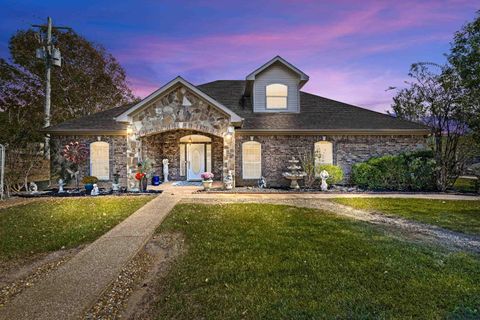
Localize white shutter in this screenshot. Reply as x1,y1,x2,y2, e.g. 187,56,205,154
314,141,333,176
90,142,110,180
242,141,261,179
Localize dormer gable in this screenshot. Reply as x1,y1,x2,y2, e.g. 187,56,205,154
245,56,309,113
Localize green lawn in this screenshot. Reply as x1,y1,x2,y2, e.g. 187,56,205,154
0,196,153,260
332,198,480,235
155,203,480,319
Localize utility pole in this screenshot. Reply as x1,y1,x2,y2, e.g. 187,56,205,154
32,17,70,160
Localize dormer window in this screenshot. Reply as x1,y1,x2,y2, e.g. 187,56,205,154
266,83,288,109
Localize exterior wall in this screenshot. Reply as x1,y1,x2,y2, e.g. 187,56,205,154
127,84,235,189
253,63,300,113
235,134,427,187
50,135,128,188
141,130,223,181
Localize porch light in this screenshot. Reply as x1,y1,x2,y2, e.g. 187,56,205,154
188,136,193,144
225,126,234,140
126,126,133,134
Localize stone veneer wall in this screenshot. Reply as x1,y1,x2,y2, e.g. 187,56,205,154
127,84,235,188
141,130,223,181
235,134,427,187
50,135,128,188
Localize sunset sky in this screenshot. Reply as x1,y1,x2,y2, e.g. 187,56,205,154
1,0,477,112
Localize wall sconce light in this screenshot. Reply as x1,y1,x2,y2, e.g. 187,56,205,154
126,126,133,134
225,126,234,140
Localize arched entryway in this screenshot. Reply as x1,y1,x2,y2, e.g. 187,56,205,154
140,130,223,181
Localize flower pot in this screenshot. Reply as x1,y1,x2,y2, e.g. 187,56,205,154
152,175,161,186
84,183,94,195
140,177,148,192
202,180,213,190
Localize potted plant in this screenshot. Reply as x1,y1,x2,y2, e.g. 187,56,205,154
201,172,214,190
81,176,98,194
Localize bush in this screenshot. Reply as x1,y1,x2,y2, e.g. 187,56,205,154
81,176,98,184
316,164,344,184
351,151,436,191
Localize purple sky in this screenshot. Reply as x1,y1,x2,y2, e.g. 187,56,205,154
1,0,477,113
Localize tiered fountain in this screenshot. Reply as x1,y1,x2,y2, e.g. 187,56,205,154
282,156,306,189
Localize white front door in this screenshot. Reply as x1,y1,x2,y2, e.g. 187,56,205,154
187,144,205,180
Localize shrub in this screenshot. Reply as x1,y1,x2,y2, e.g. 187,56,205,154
81,176,98,184
316,164,344,184
351,151,436,191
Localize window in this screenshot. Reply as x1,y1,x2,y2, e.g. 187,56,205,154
314,141,333,176
266,83,288,109
242,141,261,179
90,141,110,180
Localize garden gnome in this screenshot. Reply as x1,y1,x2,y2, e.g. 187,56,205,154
162,158,169,182
258,176,267,189
319,170,329,191
91,184,99,196
58,179,65,193
29,182,38,194
224,170,233,190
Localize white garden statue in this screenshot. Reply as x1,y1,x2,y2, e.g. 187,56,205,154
29,182,38,194
91,184,100,196
319,170,330,191
162,158,169,182
224,170,233,190
58,179,65,193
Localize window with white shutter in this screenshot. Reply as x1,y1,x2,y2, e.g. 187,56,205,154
314,141,333,176
90,141,110,180
242,141,261,179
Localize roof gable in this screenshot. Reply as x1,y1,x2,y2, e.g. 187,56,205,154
246,56,309,86
115,76,242,123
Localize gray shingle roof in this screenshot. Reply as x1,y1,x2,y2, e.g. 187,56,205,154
45,80,429,133
44,103,133,133
197,80,429,131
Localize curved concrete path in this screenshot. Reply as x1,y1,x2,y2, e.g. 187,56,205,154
0,193,181,320
0,185,478,320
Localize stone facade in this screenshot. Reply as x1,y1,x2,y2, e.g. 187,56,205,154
235,134,427,187
127,84,235,189
141,130,223,181
50,135,128,188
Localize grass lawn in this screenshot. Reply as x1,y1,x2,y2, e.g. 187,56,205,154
0,196,153,261
332,198,480,235
155,203,480,319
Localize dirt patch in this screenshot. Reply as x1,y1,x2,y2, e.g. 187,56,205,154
0,246,83,307
0,197,40,211
83,232,186,320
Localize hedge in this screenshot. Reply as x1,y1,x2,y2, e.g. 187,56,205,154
351,150,437,191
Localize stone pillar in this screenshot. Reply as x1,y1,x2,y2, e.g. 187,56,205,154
223,126,236,187
126,125,140,191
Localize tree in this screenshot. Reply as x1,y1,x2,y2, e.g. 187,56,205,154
391,63,473,191
0,27,136,194
2,29,136,125
447,10,480,142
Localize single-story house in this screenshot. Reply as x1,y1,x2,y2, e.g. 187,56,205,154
44,56,430,188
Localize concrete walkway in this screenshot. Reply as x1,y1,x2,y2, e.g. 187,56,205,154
0,192,181,320
0,185,478,319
